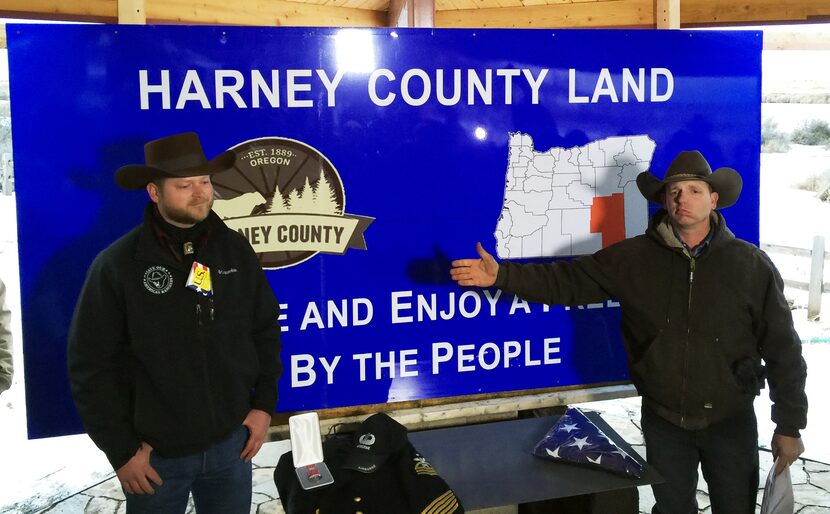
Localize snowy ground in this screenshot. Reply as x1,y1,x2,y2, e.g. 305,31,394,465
1,194,115,513
757,141,830,464
759,141,830,342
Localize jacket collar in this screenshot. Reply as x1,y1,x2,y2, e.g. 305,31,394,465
648,209,733,256
135,203,227,269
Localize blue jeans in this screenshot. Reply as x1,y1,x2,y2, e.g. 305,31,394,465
642,402,759,514
126,425,252,514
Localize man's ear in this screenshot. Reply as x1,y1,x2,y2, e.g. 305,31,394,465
146,182,160,204
710,191,719,209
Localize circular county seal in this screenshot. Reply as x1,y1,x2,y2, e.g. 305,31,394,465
213,137,355,269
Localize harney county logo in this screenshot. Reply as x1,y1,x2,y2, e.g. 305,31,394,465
212,137,373,269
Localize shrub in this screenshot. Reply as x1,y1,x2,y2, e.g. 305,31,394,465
791,119,830,146
761,118,790,153
794,169,830,199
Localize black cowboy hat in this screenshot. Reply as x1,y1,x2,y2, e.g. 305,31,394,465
636,150,743,208
114,132,235,190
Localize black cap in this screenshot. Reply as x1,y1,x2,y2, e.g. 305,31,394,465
342,413,408,473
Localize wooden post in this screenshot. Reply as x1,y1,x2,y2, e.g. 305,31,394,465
808,235,825,320
655,0,680,28
388,0,406,27
389,0,434,28
411,0,435,28
118,0,146,25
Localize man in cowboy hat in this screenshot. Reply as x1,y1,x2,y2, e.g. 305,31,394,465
450,150,807,513
68,132,282,513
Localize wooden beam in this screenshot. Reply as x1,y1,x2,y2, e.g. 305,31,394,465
435,0,830,28
0,0,386,26
2,0,830,32
682,0,830,26
271,384,639,436
655,0,679,28
147,0,386,26
436,0,654,28
118,0,146,24
0,0,117,23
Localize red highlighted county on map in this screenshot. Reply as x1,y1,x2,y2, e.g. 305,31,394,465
591,193,626,248
495,133,656,258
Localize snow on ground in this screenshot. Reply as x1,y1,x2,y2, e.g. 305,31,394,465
757,142,830,462
760,144,830,249
0,194,114,513
760,143,830,342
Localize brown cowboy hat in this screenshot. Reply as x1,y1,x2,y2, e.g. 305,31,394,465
636,150,743,208
114,132,235,190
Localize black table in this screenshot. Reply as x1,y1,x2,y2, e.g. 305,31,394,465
409,412,662,511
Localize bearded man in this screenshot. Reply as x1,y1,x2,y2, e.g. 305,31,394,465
68,132,282,513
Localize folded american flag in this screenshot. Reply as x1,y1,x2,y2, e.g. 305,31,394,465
532,408,644,478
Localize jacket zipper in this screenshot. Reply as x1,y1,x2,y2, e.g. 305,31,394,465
680,256,696,428
195,296,219,435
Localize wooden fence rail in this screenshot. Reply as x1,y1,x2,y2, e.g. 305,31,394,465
761,236,828,320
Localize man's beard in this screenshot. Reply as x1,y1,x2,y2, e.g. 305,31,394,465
162,198,214,226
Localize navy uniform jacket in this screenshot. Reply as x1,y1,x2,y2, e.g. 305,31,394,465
275,435,463,514
68,203,282,469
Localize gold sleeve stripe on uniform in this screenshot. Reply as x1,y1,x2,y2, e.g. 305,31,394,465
422,490,454,514
421,489,460,514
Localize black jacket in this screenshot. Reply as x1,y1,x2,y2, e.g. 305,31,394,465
68,204,282,469
275,435,463,514
496,209,807,436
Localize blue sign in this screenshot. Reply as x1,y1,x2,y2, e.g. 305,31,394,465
7,25,761,438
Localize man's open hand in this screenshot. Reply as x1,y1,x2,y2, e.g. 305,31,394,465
450,242,499,287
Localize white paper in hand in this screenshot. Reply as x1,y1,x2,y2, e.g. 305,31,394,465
760,458,794,514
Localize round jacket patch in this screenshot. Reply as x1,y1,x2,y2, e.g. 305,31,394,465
143,266,173,294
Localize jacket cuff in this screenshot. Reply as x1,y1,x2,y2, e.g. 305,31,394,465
494,263,508,289
107,441,142,471
774,425,801,438
251,380,277,414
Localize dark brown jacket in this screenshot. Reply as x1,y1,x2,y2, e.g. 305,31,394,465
496,209,807,436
